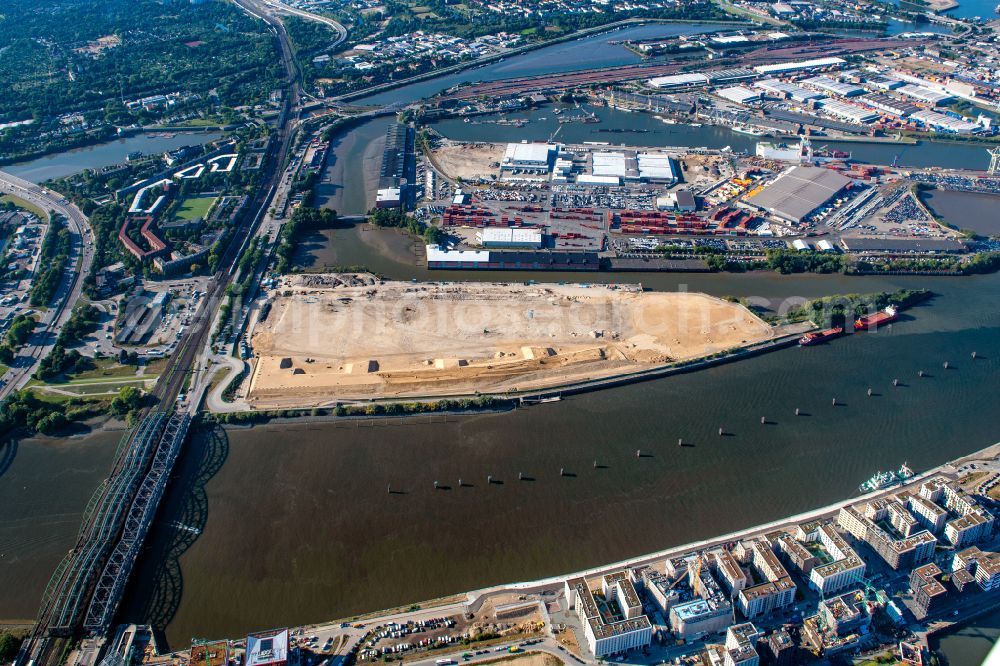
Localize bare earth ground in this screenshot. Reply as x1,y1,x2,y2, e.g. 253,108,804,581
432,140,506,181
246,275,774,408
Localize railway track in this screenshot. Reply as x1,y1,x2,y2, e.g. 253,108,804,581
436,37,923,101
17,2,302,662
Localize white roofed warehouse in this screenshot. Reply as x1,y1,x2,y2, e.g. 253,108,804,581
501,143,555,175
716,86,762,105
744,166,853,224
476,228,543,249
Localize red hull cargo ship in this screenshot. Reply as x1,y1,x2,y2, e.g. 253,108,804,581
799,327,844,346
855,306,898,331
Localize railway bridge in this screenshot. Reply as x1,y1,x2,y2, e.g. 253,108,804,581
21,412,191,666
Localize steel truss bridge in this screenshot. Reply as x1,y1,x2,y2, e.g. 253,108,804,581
27,412,190,657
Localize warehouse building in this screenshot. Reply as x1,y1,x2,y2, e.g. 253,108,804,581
816,99,879,124
839,237,967,253
583,150,677,185
862,94,920,118
866,75,904,90
802,76,865,97
716,86,762,105
501,143,555,174
425,245,599,271
744,166,852,224
648,72,709,89
476,228,543,249
754,79,825,103
910,109,981,134
753,56,845,75
706,68,756,84
897,84,953,106
637,152,678,184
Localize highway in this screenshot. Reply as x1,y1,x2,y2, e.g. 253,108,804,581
0,169,94,401
259,0,347,48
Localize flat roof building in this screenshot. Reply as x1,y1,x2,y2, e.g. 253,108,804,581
477,228,543,249
649,72,709,89
735,540,796,620
840,237,967,254
724,624,761,666
670,559,733,639
910,562,947,618
897,84,953,106
803,76,865,97
246,630,289,666
862,94,920,118
808,524,866,596
753,57,845,75
565,573,652,657
837,503,936,570
716,86,762,105
817,99,879,124
745,166,852,224
501,143,555,174
754,79,825,103
954,546,1000,592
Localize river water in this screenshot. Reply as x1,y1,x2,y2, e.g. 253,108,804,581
0,429,121,622
105,258,1000,649
922,189,1000,236
355,23,723,107
2,132,224,183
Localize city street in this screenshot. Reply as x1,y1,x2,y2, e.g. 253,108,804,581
0,169,95,400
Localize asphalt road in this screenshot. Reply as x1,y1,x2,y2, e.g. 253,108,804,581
0,169,94,401
262,0,347,48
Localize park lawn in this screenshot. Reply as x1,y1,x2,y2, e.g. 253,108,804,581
0,194,48,220
24,357,144,387
27,389,109,405
68,357,142,381
173,196,216,221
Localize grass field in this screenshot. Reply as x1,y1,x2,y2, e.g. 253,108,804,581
1,194,48,221
173,196,216,222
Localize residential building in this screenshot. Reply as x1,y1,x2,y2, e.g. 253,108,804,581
808,524,866,596
564,573,652,657
909,563,947,618
953,547,1000,592
735,541,795,620
723,624,760,666
837,503,936,570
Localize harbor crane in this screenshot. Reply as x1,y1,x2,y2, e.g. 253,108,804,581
988,147,1000,175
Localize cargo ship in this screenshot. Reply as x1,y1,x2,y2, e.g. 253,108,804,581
854,306,898,331
799,326,844,346
858,463,915,494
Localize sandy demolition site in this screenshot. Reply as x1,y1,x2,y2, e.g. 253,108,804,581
431,140,506,181
245,274,775,408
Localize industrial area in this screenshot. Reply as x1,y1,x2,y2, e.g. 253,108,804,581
413,132,974,274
